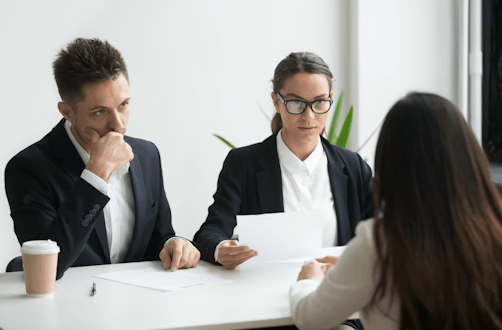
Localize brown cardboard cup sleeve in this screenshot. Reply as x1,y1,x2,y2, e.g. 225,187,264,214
20,240,60,298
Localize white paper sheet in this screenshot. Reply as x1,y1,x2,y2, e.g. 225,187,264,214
237,208,327,263
94,265,232,292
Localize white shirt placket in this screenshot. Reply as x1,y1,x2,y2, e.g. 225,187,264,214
106,182,121,263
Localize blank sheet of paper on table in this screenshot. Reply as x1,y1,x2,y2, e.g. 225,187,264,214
237,208,326,263
94,265,232,292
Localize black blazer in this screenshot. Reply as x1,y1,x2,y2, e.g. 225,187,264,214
5,119,177,279
194,134,373,263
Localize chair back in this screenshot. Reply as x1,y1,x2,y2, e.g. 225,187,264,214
6,256,23,272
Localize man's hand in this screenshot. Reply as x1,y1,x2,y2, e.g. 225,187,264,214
316,255,338,274
85,128,134,182
218,240,257,270
159,238,200,272
297,260,325,282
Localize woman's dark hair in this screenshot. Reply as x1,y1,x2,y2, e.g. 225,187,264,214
271,52,333,134
371,92,502,329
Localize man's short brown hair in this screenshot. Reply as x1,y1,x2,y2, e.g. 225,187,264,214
53,38,128,108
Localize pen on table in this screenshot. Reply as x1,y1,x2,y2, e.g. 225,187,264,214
91,283,97,296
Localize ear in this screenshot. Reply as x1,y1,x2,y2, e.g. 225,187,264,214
58,102,74,122
271,92,280,113
329,90,334,99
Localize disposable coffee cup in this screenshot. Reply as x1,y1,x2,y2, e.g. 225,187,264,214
20,240,60,298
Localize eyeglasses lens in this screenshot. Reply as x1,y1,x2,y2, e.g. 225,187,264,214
313,100,331,113
287,101,304,114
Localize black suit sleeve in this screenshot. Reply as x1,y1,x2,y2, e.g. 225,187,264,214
193,149,242,263
5,154,110,279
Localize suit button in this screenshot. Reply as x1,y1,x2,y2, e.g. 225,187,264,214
85,214,92,221
90,209,97,216
82,220,89,227
93,204,101,211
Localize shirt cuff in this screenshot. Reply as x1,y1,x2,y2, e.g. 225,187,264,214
81,169,109,195
214,240,231,263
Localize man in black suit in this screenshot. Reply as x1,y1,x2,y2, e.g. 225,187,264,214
5,38,199,279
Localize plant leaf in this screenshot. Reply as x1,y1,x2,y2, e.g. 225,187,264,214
335,106,353,148
327,92,344,144
214,134,236,149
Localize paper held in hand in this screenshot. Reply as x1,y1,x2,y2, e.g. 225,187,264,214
237,208,327,263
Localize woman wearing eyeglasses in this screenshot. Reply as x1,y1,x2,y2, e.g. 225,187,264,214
194,52,372,278
289,93,502,329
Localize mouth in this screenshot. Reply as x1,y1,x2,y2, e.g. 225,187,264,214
298,127,316,130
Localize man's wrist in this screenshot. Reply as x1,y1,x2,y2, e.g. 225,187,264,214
81,169,109,195
163,237,190,247
85,159,112,182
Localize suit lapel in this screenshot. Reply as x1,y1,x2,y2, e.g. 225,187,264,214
50,119,110,262
256,135,284,213
50,119,85,183
123,149,146,262
321,138,350,245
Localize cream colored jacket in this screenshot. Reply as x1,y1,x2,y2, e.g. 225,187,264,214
289,219,400,330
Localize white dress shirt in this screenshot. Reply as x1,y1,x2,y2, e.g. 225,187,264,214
64,120,135,264
215,131,338,262
276,130,338,247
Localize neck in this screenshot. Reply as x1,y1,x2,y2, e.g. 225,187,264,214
280,131,318,161
69,124,92,155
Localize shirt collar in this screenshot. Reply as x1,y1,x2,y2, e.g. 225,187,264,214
64,120,130,180
276,129,324,176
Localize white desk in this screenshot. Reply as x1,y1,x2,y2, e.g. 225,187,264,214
0,247,350,330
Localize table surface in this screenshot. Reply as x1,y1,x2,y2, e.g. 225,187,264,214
0,247,350,330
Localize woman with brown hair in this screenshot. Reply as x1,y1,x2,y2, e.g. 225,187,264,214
194,52,372,275
290,92,502,329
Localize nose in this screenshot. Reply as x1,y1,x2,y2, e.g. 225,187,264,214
108,109,126,133
302,104,316,119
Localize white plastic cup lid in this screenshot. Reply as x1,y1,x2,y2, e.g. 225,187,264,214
21,239,60,255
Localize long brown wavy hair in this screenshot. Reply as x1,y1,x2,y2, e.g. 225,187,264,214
371,92,502,329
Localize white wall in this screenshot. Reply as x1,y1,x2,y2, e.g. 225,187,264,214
353,0,459,167
0,0,460,271
0,0,350,270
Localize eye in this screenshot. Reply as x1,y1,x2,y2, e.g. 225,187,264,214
94,110,104,116
288,100,303,106
119,101,129,108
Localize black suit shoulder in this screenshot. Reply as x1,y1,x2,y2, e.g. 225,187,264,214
321,137,366,167
6,131,56,168
225,138,267,165
125,135,158,154
229,141,262,159
125,136,165,173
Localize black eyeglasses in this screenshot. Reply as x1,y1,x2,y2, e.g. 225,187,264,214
276,93,333,115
